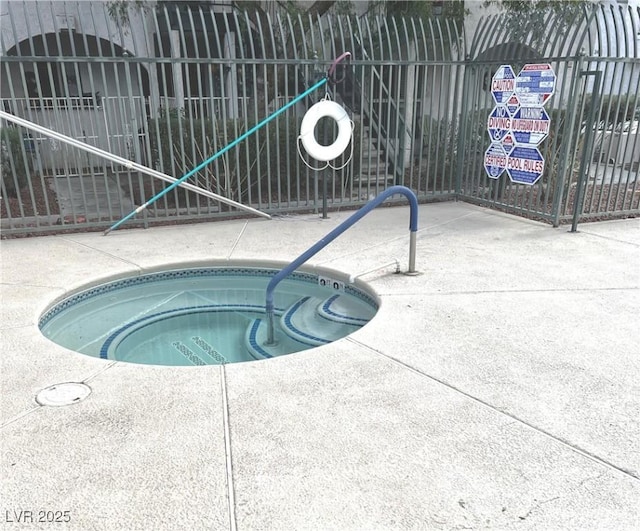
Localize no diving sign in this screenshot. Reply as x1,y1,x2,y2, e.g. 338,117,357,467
487,105,511,142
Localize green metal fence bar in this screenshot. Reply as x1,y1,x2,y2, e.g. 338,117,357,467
571,70,603,232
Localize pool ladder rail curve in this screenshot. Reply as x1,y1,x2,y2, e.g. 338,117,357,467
246,293,376,359
264,185,419,346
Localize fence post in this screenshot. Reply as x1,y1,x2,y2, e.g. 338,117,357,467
550,53,584,227
571,70,602,232
454,55,472,196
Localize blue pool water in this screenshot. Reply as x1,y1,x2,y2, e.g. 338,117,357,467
39,266,379,366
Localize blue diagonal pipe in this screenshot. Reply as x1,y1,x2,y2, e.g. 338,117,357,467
265,185,418,345
105,76,329,234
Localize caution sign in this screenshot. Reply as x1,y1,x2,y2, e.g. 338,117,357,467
506,146,545,185
511,107,551,145
491,65,516,105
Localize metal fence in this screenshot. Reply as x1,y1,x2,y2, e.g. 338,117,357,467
458,3,640,226
1,1,638,236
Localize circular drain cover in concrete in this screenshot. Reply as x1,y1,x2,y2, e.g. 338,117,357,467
36,382,91,406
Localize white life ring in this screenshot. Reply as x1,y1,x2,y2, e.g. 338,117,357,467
299,100,351,162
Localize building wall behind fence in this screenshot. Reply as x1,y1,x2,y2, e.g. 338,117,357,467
1,1,638,236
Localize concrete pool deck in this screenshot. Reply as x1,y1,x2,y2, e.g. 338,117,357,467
1,201,639,530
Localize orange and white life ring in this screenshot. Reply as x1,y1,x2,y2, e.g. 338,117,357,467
299,100,351,162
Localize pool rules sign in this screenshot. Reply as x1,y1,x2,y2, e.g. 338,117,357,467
484,63,556,185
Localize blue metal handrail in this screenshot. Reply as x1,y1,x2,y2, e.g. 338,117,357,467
265,186,419,344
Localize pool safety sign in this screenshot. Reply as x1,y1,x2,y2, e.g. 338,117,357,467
515,63,556,106
511,107,550,145
485,63,556,185
484,143,509,179
506,146,545,185
501,132,515,154
487,105,511,142
491,65,516,105
506,95,520,116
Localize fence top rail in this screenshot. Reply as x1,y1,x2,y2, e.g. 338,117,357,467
1,3,465,62
469,3,640,61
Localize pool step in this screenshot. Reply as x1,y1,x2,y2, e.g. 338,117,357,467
245,294,374,359
280,296,362,347
245,318,315,360
316,293,377,325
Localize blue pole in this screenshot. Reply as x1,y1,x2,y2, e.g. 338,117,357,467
265,185,418,344
105,76,329,235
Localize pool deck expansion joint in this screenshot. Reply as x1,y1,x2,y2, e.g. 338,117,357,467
219,365,238,531
348,337,640,483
